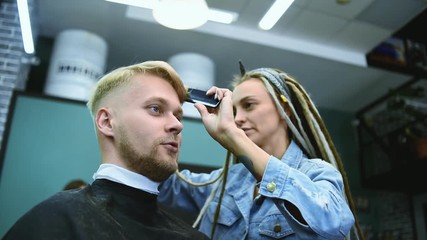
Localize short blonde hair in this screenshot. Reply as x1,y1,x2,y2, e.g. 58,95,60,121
87,61,186,117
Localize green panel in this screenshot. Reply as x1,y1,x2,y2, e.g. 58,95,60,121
320,108,361,188
0,95,100,237
179,119,227,168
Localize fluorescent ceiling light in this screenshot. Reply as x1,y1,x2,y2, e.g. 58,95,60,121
106,0,238,27
106,0,155,9
17,0,34,54
258,0,294,30
208,8,238,24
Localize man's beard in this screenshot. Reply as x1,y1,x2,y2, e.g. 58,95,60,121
117,129,178,182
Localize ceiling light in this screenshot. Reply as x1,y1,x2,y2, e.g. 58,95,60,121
153,0,209,30
106,0,238,29
17,0,34,54
208,8,238,24
258,0,295,30
105,0,155,8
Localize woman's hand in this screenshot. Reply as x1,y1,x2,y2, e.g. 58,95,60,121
194,86,270,179
194,86,239,147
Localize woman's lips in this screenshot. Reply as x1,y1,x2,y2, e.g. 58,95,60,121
241,128,254,135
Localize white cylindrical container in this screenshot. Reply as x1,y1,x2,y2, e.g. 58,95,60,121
44,29,108,101
168,52,215,118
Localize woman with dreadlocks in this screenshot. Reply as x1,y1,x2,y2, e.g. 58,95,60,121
158,65,363,240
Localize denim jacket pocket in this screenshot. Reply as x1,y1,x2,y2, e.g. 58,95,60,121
206,201,241,226
258,214,294,239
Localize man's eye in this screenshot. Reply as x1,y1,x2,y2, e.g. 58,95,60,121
150,105,160,113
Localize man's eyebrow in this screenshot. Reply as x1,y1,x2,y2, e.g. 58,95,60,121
145,96,170,105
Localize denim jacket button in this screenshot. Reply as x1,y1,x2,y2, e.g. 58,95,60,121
273,224,281,233
266,182,276,192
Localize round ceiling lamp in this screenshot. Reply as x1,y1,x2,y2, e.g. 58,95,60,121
152,0,209,30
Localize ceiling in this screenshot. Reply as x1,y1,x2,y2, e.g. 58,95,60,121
34,0,427,113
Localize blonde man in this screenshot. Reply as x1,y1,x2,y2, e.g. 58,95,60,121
4,61,208,240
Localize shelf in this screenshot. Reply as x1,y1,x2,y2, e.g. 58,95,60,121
360,21,427,193
367,56,427,79
356,77,427,194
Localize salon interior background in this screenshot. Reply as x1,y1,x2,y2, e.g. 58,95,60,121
0,0,427,239
21,0,427,113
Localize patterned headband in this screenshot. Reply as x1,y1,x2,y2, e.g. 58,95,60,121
246,68,292,103
237,61,291,102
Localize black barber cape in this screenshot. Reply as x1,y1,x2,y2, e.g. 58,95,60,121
3,179,209,240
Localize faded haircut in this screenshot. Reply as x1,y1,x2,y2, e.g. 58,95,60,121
87,60,187,118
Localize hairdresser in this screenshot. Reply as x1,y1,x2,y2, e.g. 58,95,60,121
158,64,363,240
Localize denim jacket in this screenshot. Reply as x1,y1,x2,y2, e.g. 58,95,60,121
158,141,355,239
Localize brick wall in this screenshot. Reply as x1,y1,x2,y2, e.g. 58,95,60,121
0,0,35,146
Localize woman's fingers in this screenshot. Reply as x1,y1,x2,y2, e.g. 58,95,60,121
206,86,231,101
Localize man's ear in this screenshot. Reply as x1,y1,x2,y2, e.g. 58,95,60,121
96,108,114,137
